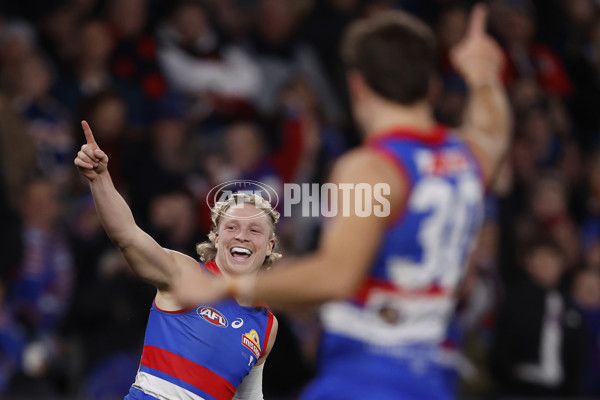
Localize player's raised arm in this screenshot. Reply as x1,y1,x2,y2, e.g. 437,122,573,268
451,3,511,185
74,121,196,292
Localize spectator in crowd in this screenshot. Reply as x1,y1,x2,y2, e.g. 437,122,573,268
209,121,283,193
247,0,343,122
301,0,361,114
7,178,74,395
106,0,168,116
12,54,74,193
572,268,600,396
35,2,83,73
512,98,567,188
0,20,37,96
434,73,468,128
121,103,200,228
0,279,26,394
514,173,581,269
582,150,600,271
0,91,36,280
561,0,600,151
275,76,346,184
53,19,113,109
157,0,261,125
489,0,572,97
491,237,586,397
435,2,469,76
53,19,146,125
147,190,203,254
273,75,347,254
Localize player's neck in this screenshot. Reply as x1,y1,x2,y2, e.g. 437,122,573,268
214,261,259,307
361,99,435,137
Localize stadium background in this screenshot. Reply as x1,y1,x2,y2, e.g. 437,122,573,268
0,0,599,398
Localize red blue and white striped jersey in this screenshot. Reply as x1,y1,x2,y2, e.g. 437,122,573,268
319,125,485,360
125,261,274,400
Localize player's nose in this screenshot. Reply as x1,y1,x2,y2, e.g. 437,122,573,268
234,228,250,241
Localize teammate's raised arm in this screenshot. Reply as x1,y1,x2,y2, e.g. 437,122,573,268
451,3,511,186
74,120,197,293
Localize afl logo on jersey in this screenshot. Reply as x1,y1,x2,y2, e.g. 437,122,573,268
197,307,229,328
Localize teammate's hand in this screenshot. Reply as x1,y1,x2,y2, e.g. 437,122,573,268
74,120,109,181
450,3,504,87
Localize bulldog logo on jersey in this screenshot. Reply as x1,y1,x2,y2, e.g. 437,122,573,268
242,329,262,359
197,306,229,328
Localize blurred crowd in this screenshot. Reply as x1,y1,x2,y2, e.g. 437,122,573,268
0,0,598,398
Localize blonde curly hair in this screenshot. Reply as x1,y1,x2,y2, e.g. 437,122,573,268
197,193,282,268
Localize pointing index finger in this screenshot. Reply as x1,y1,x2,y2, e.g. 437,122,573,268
81,120,98,150
466,3,488,38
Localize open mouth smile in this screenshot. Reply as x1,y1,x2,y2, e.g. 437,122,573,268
230,246,253,261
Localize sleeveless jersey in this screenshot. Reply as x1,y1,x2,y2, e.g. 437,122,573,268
125,261,274,400
305,125,484,399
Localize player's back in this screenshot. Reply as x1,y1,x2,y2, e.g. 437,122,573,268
304,125,485,400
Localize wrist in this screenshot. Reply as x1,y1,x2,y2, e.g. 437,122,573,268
89,171,111,185
464,72,502,90
227,275,257,305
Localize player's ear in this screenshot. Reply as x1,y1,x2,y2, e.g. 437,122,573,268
346,70,366,102
266,238,274,256
214,233,219,247
427,74,443,104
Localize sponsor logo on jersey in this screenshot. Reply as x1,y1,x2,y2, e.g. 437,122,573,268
242,329,262,359
197,306,228,328
232,318,244,328
417,149,469,175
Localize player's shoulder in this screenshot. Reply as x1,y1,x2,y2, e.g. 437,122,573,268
333,147,394,178
269,313,278,332
252,304,277,328
263,312,278,356
333,146,407,186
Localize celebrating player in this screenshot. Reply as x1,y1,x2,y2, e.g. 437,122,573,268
74,123,278,400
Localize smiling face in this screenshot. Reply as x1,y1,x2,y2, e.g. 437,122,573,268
214,203,275,276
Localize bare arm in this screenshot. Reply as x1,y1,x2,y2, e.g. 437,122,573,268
238,149,405,307
74,121,198,293
451,4,511,185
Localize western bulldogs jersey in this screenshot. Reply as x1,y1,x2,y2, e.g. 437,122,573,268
126,262,274,400
304,126,484,399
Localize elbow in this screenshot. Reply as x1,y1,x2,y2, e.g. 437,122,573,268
108,228,138,251
113,239,131,251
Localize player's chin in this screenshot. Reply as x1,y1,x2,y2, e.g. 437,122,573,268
227,255,261,275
